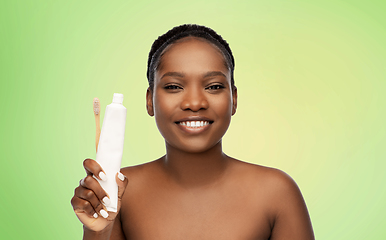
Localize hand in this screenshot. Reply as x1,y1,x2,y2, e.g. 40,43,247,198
71,158,128,232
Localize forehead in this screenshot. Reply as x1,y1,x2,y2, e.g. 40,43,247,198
168,36,222,53
156,37,230,78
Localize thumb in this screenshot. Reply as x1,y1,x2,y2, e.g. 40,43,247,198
116,172,128,199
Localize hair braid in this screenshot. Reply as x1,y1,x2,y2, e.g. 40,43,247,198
147,24,235,90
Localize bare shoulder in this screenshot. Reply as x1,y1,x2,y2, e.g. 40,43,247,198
120,158,162,182
229,159,314,239
118,158,166,211
229,158,299,193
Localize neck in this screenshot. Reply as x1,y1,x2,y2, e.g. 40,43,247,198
162,140,230,188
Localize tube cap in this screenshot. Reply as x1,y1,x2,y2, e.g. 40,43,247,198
112,93,124,104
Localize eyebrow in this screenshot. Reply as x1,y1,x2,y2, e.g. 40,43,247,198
161,72,185,80
160,71,226,80
202,71,227,78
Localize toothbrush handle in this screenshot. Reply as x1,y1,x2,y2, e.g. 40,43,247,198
95,115,101,152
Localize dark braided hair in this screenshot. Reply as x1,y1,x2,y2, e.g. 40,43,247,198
147,24,235,90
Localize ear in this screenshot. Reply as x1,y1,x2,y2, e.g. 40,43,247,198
231,86,237,116
146,87,154,116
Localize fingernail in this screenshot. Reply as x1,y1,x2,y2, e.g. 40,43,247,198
99,172,107,181
80,178,85,186
100,209,108,218
93,213,98,218
102,196,111,205
118,172,125,181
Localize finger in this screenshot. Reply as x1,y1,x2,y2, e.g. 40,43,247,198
116,172,129,199
80,175,111,205
71,195,98,218
83,158,107,181
75,186,102,211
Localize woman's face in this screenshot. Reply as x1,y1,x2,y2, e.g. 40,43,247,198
147,37,237,153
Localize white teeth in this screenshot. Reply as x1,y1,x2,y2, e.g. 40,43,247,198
179,121,210,128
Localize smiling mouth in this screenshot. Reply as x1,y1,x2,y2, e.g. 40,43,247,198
176,121,213,128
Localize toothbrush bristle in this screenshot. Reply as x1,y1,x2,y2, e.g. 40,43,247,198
93,98,100,115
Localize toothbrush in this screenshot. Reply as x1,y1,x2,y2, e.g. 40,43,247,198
93,97,101,152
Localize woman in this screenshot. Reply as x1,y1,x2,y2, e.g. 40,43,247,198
71,24,315,240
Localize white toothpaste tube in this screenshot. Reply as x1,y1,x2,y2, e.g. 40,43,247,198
95,93,126,212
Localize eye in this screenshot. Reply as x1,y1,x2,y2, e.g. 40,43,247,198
206,84,225,90
164,84,182,90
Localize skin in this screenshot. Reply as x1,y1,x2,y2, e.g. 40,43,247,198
71,37,314,240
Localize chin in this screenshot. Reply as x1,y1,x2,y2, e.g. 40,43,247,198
167,139,222,154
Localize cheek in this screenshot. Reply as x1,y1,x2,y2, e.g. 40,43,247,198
211,94,233,117
152,94,171,139
153,93,170,116
152,91,179,127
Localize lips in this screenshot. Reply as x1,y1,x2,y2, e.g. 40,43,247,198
179,120,210,127
175,116,214,133
175,116,213,124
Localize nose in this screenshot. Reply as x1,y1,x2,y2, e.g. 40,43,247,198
180,87,209,112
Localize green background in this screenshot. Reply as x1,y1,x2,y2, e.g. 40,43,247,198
1,0,385,239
